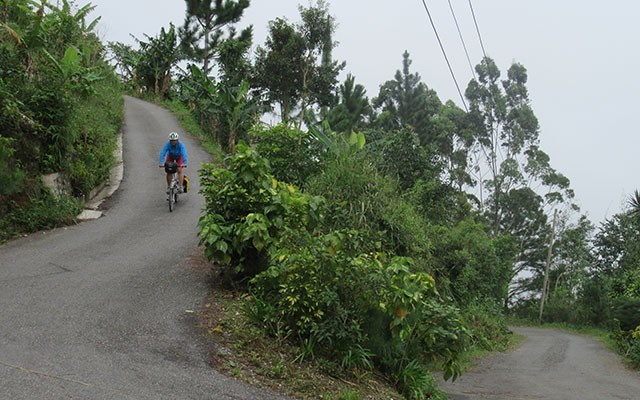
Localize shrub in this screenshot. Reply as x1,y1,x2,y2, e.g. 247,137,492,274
198,142,324,282
249,123,325,189
395,360,446,400
67,76,123,196
306,144,432,260
612,297,640,331
247,230,370,349
461,301,512,351
428,218,514,305
0,137,25,197
248,229,469,394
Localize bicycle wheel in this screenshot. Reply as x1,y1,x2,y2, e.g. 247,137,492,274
169,189,174,212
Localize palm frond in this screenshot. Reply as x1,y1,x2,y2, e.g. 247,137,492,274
1,23,24,47
628,190,640,219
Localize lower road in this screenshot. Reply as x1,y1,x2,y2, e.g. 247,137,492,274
0,97,286,399
439,326,640,400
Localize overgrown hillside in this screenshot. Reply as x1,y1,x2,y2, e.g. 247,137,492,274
0,0,123,241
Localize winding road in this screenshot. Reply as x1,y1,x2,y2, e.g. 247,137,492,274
0,97,286,399
439,327,640,400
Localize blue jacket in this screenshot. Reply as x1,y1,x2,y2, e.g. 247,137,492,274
159,140,188,165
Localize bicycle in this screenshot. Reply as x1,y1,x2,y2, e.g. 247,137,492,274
162,161,184,212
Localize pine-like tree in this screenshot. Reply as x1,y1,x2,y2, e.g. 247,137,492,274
180,0,251,76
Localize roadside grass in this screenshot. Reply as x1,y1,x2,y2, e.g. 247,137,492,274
457,329,526,372
0,191,83,243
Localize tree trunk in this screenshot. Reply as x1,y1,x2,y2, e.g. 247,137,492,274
539,209,558,323
228,126,236,154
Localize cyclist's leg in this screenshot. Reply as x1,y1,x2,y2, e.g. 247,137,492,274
176,156,185,189
165,156,174,188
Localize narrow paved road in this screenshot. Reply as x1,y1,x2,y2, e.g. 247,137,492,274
0,97,286,399
439,327,640,400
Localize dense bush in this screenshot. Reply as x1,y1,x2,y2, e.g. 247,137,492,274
197,142,324,282
461,301,512,350
612,297,640,331
428,218,515,305
365,128,437,191
197,134,472,397
248,230,469,397
305,144,432,261
249,123,325,189
0,137,25,197
66,78,123,196
407,178,471,227
611,320,640,368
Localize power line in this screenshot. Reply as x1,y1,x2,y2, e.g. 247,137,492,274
468,0,488,60
419,0,469,112
448,0,476,80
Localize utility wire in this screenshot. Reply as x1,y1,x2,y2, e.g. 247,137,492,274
468,0,488,60
448,0,476,80
419,0,468,112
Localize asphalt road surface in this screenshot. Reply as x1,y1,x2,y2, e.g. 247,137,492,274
439,326,640,400
0,97,287,399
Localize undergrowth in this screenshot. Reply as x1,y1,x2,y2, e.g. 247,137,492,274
195,259,406,400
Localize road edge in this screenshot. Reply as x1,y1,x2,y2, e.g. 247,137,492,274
77,131,124,220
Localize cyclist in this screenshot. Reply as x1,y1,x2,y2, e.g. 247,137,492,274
159,131,188,193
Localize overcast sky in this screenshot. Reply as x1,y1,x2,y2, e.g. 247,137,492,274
77,0,640,227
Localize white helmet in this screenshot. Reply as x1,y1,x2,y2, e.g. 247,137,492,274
168,132,180,140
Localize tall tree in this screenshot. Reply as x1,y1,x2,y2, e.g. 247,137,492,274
297,0,344,124
107,41,141,90
546,216,594,301
253,17,304,123
180,0,251,76
372,51,442,146
253,0,344,124
465,57,573,235
370,51,478,202
593,196,640,299
464,57,579,311
430,100,475,190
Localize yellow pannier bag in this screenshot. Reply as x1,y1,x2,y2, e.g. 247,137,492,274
182,176,191,193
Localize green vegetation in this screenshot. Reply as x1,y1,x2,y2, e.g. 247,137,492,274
82,0,640,395
6,0,640,398
0,0,123,241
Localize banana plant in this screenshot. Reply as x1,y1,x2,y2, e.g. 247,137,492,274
214,79,259,153
307,117,365,157
1,0,46,78
134,24,181,96
187,65,260,153
43,44,104,94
